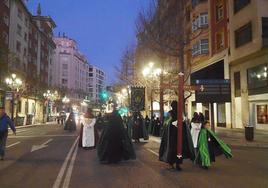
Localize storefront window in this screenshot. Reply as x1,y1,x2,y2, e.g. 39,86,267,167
0,90,5,108
247,63,268,89
256,105,268,124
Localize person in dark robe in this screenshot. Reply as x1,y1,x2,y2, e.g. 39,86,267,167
145,115,150,132
132,112,148,142
64,112,76,131
150,114,156,134
153,117,161,137
195,121,232,169
159,101,195,171
198,112,205,124
97,110,136,164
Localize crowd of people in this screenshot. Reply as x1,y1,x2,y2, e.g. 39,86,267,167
0,101,233,171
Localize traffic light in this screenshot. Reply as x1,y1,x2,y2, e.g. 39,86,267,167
100,91,109,101
118,107,129,116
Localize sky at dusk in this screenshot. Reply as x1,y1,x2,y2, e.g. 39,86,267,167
27,0,150,84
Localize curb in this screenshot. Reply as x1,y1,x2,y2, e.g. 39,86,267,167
9,122,57,130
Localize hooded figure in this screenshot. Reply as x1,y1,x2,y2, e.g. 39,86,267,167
97,110,136,163
159,101,195,171
131,112,148,142
64,112,76,131
195,121,232,169
79,108,99,149
191,112,202,153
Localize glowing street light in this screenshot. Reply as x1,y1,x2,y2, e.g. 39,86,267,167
5,73,23,122
62,96,70,104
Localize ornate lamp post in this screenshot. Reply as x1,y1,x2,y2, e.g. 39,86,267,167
5,73,23,122
142,62,163,120
43,90,59,122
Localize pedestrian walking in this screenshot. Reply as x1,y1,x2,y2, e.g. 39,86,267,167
152,117,161,137
132,112,148,142
191,112,202,155
64,112,76,131
195,121,232,169
145,115,150,132
0,107,16,161
97,110,136,164
79,108,98,149
159,101,195,171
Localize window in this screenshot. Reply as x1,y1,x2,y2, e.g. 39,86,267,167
262,17,268,38
235,22,252,48
234,72,241,97
200,39,209,54
199,13,208,27
62,64,68,69
3,14,9,26
216,31,224,50
247,63,268,90
4,0,9,7
16,41,21,52
62,79,68,85
2,32,8,45
192,39,209,56
216,0,224,21
24,32,27,41
17,24,22,36
25,18,28,27
23,48,27,56
17,9,22,19
192,17,199,31
234,0,250,13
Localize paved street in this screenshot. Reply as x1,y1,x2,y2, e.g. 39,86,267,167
0,124,268,188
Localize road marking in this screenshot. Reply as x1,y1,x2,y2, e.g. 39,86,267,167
31,139,53,152
62,144,78,188
149,136,161,143
53,136,79,188
147,148,159,157
6,142,21,148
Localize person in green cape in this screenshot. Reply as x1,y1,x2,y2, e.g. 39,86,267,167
195,121,233,169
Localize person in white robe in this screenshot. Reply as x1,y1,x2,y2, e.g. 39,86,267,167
190,112,201,154
79,109,98,149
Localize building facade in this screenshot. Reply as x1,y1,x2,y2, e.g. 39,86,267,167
229,0,268,130
186,0,232,129
88,65,106,103
52,36,90,102
0,0,10,84
2,0,56,125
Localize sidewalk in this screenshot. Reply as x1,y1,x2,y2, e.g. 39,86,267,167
150,128,268,148
215,127,268,148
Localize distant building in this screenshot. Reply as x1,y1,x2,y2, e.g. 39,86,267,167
88,65,106,103
0,0,10,83
52,36,90,101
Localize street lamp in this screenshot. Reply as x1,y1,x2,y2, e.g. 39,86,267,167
142,62,163,120
5,73,23,122
43,90,59,122
62,96,70,104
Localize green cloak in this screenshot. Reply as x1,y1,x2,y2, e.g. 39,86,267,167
195,128,233,167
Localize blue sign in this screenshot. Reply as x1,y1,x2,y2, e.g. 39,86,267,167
196,79,230,85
